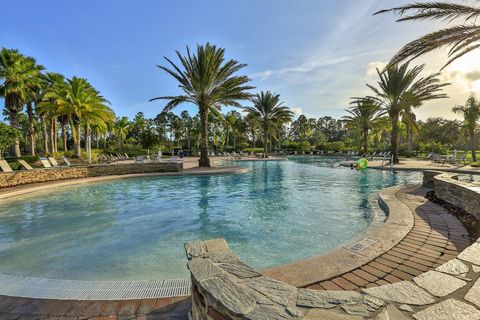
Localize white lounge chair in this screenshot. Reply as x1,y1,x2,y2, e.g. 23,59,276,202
40,157,52,168
48,157,59,167
18,160,33,170
0,160,13,172
61,156,71,166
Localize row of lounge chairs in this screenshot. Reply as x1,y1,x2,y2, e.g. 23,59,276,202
429,153,466,165
201,151,246,158
97,153,131,163
0,156,71,173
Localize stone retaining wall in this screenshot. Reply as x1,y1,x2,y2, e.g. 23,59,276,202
185,237,480,320
426,170,480,221
0,162,183,188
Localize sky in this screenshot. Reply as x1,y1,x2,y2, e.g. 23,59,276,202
2,0,479,121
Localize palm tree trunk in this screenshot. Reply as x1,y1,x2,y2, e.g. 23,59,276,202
406,125,412,157
73,122,82,158
363,126,369,155
50,118,56,153
471,128,477,162
263,122,268,158
198,108,210,167
10,115,21,157
61,119,68,151
391,115,399,164
26,102,36,156
252,132,256,148
41,115,49,154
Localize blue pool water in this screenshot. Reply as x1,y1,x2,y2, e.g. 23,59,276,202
0,157,421,280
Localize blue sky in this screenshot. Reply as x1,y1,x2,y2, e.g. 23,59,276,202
2,0,477,120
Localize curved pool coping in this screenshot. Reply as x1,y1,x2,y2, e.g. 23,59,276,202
0,182,414,300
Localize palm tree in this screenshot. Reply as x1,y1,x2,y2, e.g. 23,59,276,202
42,77,113,159
244,112,261,148
0,48,43,156
343,98,384,154
115,116,130,151
244,91,294,157
453,96,480,161
39,72,66,153
364,63,448,163
22,57,45,156
376,2,480,68
150,43,254,167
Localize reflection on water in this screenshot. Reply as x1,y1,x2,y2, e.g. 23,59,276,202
0,157,421,280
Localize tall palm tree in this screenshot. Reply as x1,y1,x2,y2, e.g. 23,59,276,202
244,91,294,157
244,112,261,148
39,72,66,153
115,116,130,151
150,43,254,167
0,48,43,156
22,57,45,156
343,98,384,154
376,2,480,68
364,63,448,163
453,96,480,161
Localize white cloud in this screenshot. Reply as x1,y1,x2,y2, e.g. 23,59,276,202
250,55,353,81
366,61,386,76
290,107,303,116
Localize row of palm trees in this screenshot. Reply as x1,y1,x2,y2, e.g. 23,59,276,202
344,64,448,163
343,0,480,164
0,48,115,162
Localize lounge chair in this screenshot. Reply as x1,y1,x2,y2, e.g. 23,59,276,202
154,151,163,162
40,157,52,168
18,160,33,170
61,156,71,166
0,160,13,172
48,157,60,167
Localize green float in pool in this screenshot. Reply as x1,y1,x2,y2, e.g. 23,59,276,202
357,158,368,170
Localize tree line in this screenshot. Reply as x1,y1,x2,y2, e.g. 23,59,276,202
3,1,480,166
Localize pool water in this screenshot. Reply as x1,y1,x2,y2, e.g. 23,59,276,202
0,157,421,280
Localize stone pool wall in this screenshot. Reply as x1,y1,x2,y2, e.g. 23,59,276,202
0,162,183,188
425,170,480,221
185,237,480,319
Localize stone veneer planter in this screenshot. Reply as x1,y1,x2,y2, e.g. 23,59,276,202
185,172,480,319
424,170,480,221
0,162,183,189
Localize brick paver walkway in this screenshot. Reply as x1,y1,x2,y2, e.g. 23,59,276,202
307,187,472,291
0,295,190,319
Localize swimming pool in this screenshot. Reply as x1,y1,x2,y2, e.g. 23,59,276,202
0,157,421,281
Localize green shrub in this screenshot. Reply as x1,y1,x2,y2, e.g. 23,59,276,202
419,142,448,155
282,141,311,151
243,148,264,153
316,141,345,151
